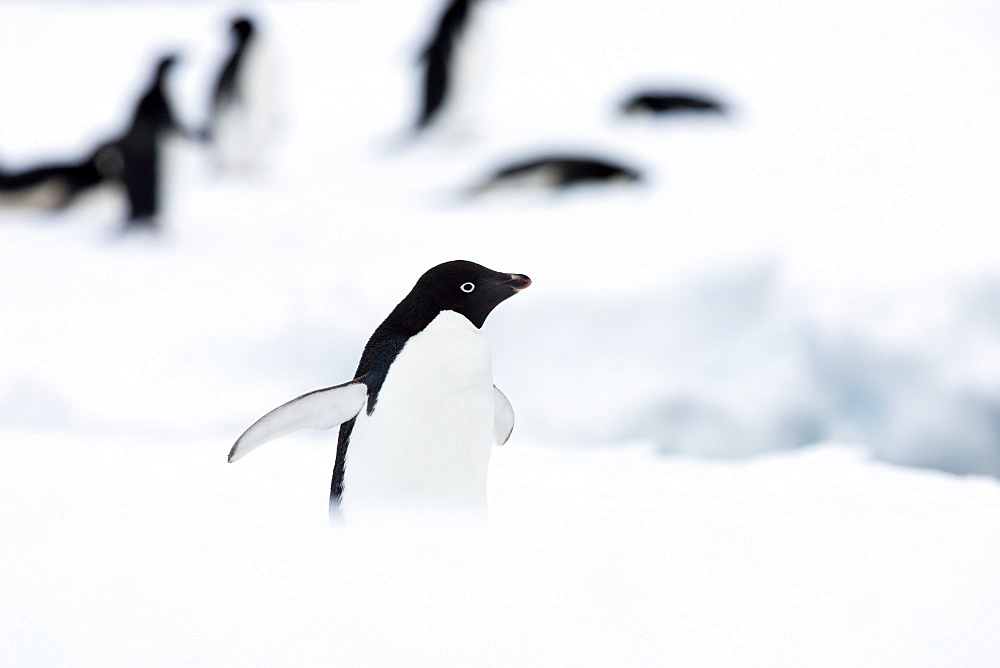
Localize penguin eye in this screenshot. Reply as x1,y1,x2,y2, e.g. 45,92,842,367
460,282,476,293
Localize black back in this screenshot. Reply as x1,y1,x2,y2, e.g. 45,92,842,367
212,17,256,118
329,260,529,509
488,155,642,189
121,55,184,142
0,137,130,210
622,92,727,115
107,54,185,225
416,0,474,130
0,148,106,207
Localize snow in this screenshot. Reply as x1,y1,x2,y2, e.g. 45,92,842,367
1,0,1000,665
3,433,999,666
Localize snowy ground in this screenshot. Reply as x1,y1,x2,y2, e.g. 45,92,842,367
3,434,1000,667
1,1,1000,665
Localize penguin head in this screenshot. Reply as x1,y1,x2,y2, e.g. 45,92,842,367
231,16,255,41
158,54,179,71
154,54,180,81
407,260,530,329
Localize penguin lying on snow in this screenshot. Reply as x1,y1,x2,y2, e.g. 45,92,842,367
0,144,119,211
229,260,531,519
469,155,642,195
0,54,186,228
621,91,728,116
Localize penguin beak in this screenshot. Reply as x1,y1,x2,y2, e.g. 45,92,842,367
502,274,531,291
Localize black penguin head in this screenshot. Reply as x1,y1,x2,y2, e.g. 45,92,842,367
155,54,179,80
401,260,530,330
230,16,255,41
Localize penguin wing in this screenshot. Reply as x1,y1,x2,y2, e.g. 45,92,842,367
493,386,515,446
228,380,369,463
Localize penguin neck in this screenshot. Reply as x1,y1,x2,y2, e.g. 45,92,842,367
228,34,254,70
384,300,445,340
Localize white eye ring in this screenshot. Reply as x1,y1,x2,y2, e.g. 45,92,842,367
460,282,475,293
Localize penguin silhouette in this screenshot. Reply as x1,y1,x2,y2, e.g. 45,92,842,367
102,54,188,229
205,15,278,173
414,0,489,139
0,144,117,211
468,154,642,195
621,90,728,116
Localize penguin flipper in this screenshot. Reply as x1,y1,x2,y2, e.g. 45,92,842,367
493,385,515,446
228,380,369,462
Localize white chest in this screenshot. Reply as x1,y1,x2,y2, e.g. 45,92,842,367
213,36,280,172
341,310,495,515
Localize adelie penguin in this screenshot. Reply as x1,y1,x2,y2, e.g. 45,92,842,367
101,54,190,229
621,90,728,117
468,154,642,195
0,144,119,212
229,260,531,520
204,15,279,173
413,0,490,140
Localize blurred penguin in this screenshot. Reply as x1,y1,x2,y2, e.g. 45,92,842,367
414,0,491,141
204,15,280,174
621,90,728,117
101,54,190,229
467,155,642,196
0,144,118,212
